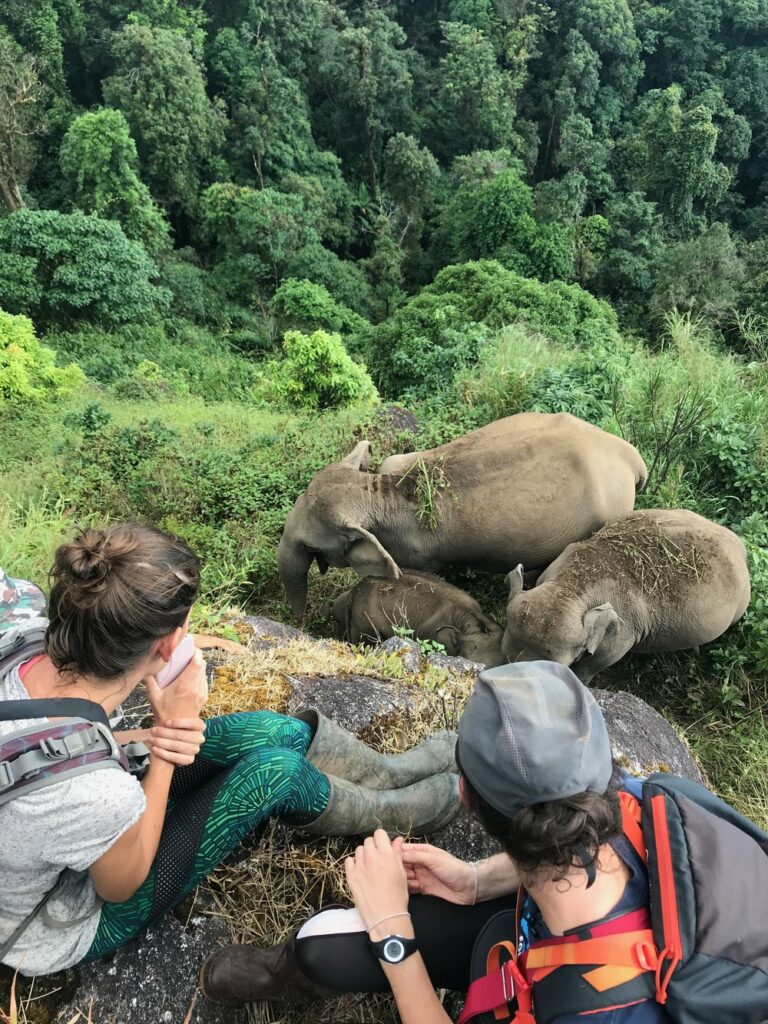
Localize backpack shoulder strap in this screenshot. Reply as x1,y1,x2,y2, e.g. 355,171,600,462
619,789,647,864
0,698,112,730
0,625,46,679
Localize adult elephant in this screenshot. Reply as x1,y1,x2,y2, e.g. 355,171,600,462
278,412,648,617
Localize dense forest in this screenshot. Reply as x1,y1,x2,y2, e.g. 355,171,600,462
1,0,767,829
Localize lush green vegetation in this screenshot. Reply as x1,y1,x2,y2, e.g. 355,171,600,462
1,0,767,827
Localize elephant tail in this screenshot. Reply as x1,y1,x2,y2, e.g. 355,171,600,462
635,460,649,493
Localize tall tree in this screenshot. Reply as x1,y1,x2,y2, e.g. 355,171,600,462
103,24,226,219
60,108,170,255
0,32,44,212
430,20,519,159
313,5,414,199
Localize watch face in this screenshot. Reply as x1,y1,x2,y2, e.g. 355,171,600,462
383,938,406,963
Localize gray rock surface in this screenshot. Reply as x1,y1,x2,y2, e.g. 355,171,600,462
286,673,416,734
55,910,242,1024
379,636,424,674
426,651,484,676
594,688,703,782
238,615,317,651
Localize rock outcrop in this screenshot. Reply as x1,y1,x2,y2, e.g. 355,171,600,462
49,617,702,1024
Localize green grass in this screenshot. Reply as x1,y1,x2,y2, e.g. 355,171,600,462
2,312,767,833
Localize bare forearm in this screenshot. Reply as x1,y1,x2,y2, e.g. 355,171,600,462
383,956,453,1024
90,758,175,902
134,757,175,868
476,853,519,900
114,728,152,745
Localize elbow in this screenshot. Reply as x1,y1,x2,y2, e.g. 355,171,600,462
93,878,142,904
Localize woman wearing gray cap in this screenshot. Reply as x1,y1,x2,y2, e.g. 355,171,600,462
201,661,669,1023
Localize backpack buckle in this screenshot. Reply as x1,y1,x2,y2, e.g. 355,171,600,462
0,761,14,792
636,940,660,971
39,728,97,761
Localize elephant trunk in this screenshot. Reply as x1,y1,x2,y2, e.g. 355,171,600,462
278,535,314,618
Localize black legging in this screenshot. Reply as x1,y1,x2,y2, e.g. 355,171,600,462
296,894,515,993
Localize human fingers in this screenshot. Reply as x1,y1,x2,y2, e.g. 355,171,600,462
149,735,204,755
373,828,391,851
148,745,196,767
160,717,206,732
400,844,442,867
150,725,205,745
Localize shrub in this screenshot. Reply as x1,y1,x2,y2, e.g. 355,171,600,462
262,330,378,411
0,308,83,406
45,322,256,402
158,252,240,330
271,279,369,337
0,210,168,328
368,260,623,398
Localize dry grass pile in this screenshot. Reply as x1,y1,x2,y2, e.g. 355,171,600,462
564,512,710,597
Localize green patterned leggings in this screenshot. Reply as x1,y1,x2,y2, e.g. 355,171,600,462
85,711,330,960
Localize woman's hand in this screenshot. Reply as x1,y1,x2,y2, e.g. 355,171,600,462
345,831,411,940
147,717,206,766
400,843,477,905
147,648,208,723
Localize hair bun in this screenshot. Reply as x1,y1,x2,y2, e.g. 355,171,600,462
55,529,114,597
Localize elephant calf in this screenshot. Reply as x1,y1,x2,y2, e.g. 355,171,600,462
329,571,505,667
502,509,751,683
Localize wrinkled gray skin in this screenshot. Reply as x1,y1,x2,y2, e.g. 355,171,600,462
329,571,506,667
278,412,648,617
502,509,751,683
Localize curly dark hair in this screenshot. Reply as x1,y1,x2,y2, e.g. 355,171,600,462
457,749,624,883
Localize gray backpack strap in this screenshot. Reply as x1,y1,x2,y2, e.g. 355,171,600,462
0,626,46,679
0,873,100,963
0,697,112,730
0,720,124,806
0,889,57,963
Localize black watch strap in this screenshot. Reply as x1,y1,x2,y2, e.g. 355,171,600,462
369,934,419,964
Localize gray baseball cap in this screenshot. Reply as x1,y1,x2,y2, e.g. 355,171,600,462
456,661,612,816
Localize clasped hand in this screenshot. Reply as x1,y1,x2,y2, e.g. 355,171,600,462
346,830,477,939
145,649,209,766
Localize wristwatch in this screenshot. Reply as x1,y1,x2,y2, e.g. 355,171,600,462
369,934,419,965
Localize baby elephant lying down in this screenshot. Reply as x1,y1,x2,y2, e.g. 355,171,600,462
329,571,505,667
503,509,751,683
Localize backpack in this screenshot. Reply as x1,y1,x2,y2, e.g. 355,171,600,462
0,577,149,961
459,774,768,1024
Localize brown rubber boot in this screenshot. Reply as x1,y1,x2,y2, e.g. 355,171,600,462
199,935,334,1007
296,708,457,789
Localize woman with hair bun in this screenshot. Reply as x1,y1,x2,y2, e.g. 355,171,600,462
0,523,459,977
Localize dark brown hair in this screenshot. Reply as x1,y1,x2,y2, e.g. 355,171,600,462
458,749,623,883
47,523,200,680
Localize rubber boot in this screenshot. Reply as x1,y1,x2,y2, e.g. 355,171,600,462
297,708,457,789
299,771,460,837
199,933,334,1007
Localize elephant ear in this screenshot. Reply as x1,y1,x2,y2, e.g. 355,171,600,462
583,603,619,655
339,440,372,471
506,564,525,598
343,525,400,579
435,625,461,656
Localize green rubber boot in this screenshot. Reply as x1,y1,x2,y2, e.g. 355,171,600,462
297,709,457,790
299,771,460,837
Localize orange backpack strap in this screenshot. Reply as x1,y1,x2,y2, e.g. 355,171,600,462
523,929,659,986
619,790,647,864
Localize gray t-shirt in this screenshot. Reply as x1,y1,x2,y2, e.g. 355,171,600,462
0,667,146,975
